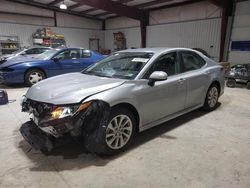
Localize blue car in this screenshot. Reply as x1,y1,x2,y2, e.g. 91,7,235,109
0,48,104,86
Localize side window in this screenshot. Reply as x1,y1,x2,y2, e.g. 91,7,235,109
180,51,206,72
38,48,49,54
82,50,92,58
54,49,81,60
144,52,178,78
25,48,37,54
69,49,81,59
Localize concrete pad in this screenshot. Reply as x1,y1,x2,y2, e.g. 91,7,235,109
0,85,249,188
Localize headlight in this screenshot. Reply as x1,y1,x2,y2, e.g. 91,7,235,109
50,101,92,119
20,95,27,105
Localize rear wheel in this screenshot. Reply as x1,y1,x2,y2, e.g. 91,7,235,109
226,78,236,88
203,84,219,111
247,82,250,89
25,69,45,86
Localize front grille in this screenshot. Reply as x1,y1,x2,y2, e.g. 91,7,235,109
22,99,54,118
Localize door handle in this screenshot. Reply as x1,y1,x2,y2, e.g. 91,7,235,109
178,78,185,84
204,71,211,75
72,61,80,64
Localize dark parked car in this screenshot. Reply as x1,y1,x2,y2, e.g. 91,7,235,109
225,63,250,89
0,48,104,86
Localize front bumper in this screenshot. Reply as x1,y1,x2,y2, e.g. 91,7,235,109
0,71,5,84
32,113,82,137
0,70,24,84
20,100,111,151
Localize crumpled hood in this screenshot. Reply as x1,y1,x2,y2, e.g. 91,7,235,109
25,73,125,105
0,56,41,67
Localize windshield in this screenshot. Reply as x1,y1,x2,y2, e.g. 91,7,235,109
36,49,58,60
82,52,153,79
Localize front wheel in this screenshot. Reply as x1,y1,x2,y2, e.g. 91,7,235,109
25,69,45,86
246,82,250,89
84,108,136,155
226,78,236,88
203,84,219,111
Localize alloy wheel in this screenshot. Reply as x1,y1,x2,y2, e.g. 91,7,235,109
29,72,43,84
105,115,133,150
207,87,218,108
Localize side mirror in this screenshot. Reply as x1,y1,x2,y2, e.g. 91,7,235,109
148,71,168,86
20,52,26,55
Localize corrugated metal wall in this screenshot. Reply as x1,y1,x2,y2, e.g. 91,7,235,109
0,0,103,51
104,27,141,51
56,12,102,30
104,18,221,61
0,23,104,49
228,0,250,65
104,1,222,60
147,18,222,61
149,1,221,25
106,17,140,30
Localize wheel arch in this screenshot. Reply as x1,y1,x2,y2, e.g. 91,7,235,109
24,67,47,80
111,102,140,132
210,80,221,95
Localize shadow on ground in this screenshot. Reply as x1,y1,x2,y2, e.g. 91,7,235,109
0,84,27,89
231,83,249,89
18,104,221,171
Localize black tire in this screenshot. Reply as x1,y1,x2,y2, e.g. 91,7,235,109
203,84,219,111
84,107,136,155
40,148,50,155
247,82,250,89
226,78,236,88
25,69,45,86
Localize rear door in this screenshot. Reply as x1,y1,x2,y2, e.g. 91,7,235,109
78,50,96,69
178,50,209,108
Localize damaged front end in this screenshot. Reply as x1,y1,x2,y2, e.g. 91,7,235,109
20,97,110,152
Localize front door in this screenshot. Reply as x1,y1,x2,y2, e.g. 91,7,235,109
48,49,83,76
78,49,96,69
137,52,187,126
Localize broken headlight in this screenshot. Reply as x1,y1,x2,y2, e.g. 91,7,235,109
21,95,27,105
50,101,92,120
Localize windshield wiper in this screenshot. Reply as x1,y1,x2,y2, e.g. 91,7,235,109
94,73,113,78
82,71,113,78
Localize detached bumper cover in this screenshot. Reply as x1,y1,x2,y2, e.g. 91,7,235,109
20,121,54,151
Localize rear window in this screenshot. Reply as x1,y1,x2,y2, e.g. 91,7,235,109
180,51,206,72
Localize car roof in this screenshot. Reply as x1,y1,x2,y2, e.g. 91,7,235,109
30,46,52,49
56,47,85,50
118,47,199,55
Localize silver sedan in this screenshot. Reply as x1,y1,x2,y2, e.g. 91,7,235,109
20,48,225,155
